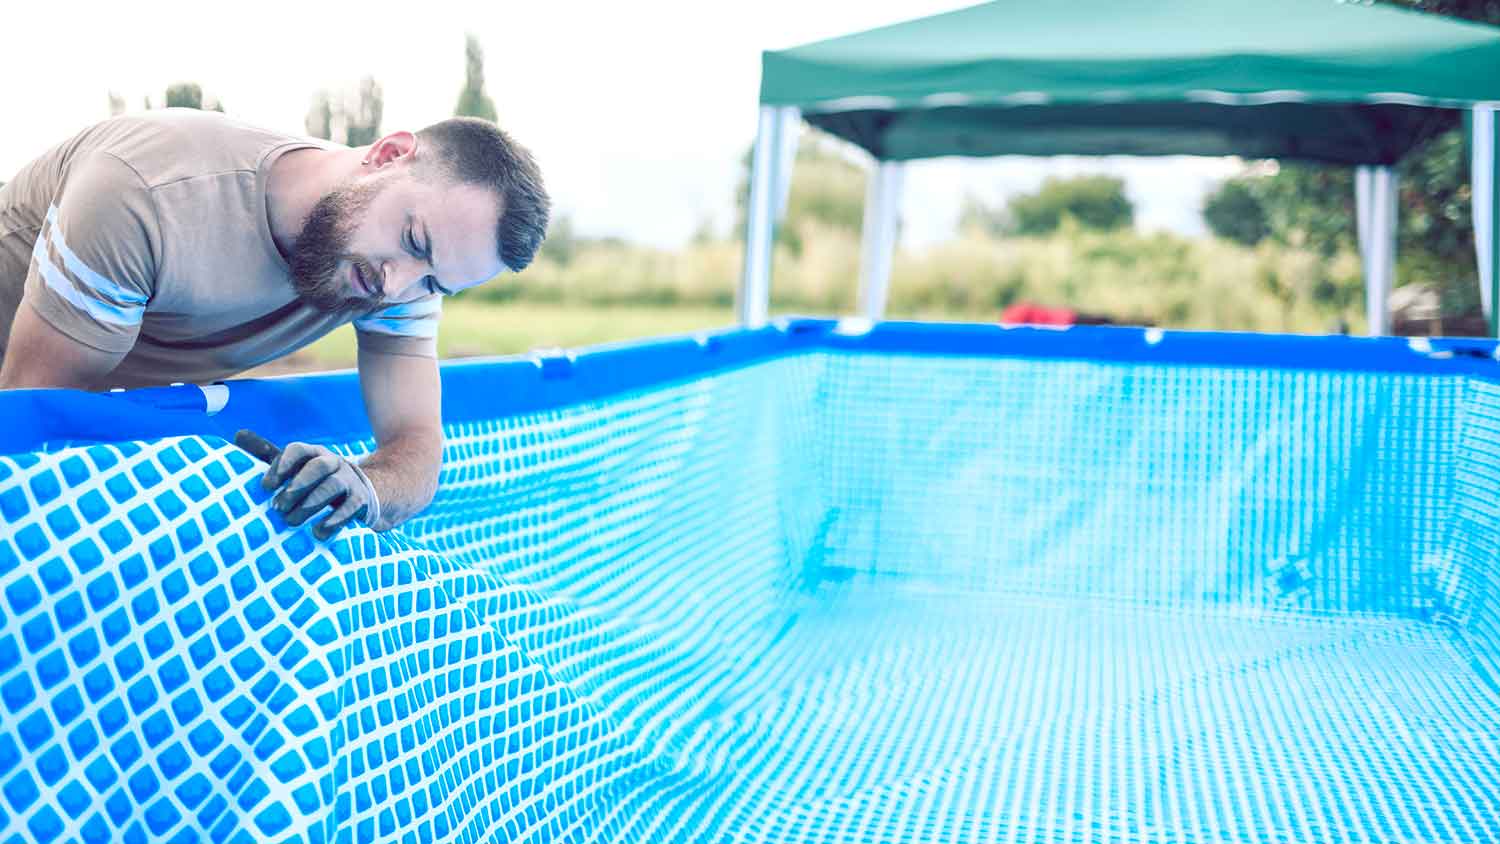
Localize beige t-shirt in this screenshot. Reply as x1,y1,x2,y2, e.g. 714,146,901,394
0,109,440,388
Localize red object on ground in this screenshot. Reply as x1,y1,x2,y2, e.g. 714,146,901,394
1000,302,1078,326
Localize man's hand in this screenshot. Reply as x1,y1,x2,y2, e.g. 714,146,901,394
236,430,378,541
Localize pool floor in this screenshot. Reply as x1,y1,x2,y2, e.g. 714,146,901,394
613,587,1500,844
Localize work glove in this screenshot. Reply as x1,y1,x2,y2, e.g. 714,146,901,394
235,429,381,540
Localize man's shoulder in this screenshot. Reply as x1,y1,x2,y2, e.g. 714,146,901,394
88,110,312,191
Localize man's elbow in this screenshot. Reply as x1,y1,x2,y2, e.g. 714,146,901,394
419,431,443,505
0,363,99,392
379,426,444,522
1,305,127,391
400,425,443,470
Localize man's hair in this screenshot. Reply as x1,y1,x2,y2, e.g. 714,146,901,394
415,117,549,272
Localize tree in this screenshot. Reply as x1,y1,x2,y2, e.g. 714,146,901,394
546,214,579,266
305,91,334,140
344,77,383,147
1004,175,1133,235
958,176,1133,238
1232,0,1500,323
1234,163,1353,257
689,215,719,245
1397,126,1474,272
1385,0,1500,22
162,82,223,112
454,34,497,122
107,91,126,117
165,82,203,109
303,78,382,146
1202,179,1271,246
958,194,1006,238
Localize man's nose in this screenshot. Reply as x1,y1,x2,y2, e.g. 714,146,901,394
379,257,428,301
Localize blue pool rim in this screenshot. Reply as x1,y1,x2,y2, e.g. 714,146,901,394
2,318,1498,456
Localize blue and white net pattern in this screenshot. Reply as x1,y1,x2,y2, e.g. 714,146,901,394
0,352,1497,843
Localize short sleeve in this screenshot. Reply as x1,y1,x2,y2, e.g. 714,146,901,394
23,153,158,354
353,294,441,358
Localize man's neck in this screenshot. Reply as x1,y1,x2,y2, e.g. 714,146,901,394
265,145,365,260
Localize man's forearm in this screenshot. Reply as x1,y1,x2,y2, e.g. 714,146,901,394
358,429,443,530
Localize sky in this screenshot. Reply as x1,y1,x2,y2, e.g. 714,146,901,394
0,0,1243,249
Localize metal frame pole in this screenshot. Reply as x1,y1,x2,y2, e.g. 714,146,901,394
1355,165,1373,268
1473,105,1498,336
857,161,905,320
737,106,799,327
773,108,800,222
1357,165,1397,336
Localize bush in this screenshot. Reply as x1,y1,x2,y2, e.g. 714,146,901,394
483,222,1367,335
885,225,1362,333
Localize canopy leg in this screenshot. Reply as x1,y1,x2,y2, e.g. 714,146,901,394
858,161,905,321
1357,165,1397,336
1474,105,1498,336
738,106,798,328
1355,166,1373,267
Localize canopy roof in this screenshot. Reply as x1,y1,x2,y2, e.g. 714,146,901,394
760,0,1500,164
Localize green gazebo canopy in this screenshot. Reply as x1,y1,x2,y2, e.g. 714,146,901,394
737,0,1500,337
760,0,1500,165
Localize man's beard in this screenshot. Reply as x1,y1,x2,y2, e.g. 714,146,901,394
288,179,387,315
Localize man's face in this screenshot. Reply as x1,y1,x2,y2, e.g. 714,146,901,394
289,165,507,314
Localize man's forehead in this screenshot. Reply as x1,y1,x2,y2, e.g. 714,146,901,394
412,181,506,291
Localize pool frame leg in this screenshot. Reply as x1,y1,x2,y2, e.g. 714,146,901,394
1473,105,1499,337
738,105,800,328
1356,164,1398,336
858,160,905,322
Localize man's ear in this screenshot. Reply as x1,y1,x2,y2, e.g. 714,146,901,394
366,131,416,168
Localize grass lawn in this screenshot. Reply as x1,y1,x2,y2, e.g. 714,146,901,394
246,300,737,376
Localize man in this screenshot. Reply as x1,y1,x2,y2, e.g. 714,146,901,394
0,109,549,538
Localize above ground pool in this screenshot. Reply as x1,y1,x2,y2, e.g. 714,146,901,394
0,319,1498,843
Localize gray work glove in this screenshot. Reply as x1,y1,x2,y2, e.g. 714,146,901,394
236,429,381,540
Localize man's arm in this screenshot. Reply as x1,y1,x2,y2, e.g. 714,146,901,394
258,347,442,538
351,347,444,528
1,152,157,390
0,301,129,390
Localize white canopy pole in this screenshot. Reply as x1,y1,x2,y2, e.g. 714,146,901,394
1474,105,1498,334
773,108,801,221
738,106,797,327
857,161,905,320
1360,166,1398,336
1354,165,1373,267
